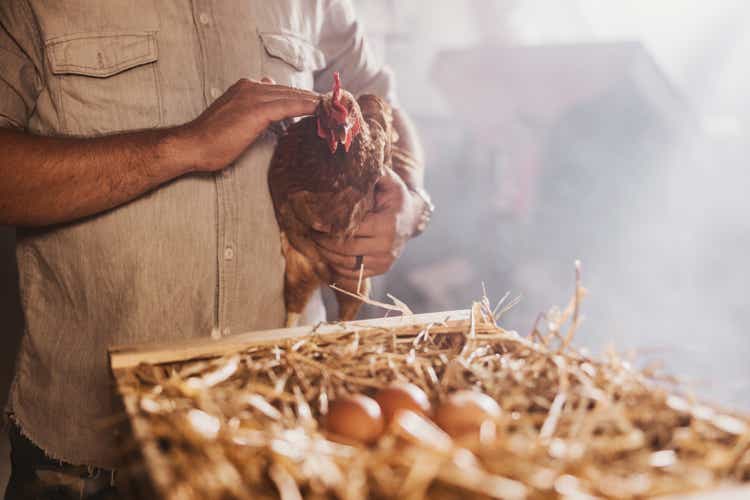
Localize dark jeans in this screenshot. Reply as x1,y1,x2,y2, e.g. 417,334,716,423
4,424,119,500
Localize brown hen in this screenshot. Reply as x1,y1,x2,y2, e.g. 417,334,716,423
268,73,397,327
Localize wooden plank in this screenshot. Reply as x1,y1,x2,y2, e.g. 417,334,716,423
657,485,750,499
114,373,176,499
109,309,471,370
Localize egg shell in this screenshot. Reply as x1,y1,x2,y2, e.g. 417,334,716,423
375,382,432,423
324,394,384,444
434,390,501,438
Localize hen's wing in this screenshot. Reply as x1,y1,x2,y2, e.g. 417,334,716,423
269,118,323,206
359,94,397,157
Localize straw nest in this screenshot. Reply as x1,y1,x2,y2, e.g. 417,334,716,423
117,272,750,499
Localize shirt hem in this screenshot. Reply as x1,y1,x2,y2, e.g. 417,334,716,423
8,381,119,470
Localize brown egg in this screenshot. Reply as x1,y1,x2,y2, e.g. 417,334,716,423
375,382,432,423
434,390,501,438
324,394,384,444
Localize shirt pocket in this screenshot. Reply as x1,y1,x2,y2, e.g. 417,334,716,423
45,31,161,136
259,31,326,90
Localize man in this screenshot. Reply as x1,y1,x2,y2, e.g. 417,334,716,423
0,1,429,497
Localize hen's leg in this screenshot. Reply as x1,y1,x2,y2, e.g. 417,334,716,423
334,277,371,322
281,234,321,328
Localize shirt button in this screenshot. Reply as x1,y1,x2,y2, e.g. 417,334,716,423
223,327,231,336
210,87,221,99
199,13,210,25
224,247,234,260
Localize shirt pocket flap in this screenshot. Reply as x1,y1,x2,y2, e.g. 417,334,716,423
46,32,158,78
259,32,325,72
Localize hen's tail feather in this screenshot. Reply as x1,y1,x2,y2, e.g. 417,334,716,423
281,233,322,327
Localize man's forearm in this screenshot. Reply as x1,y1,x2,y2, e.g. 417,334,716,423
0,127,191,227
0,78,320,228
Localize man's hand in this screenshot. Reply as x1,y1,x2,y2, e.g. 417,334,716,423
313,168,424,280
173,78,319,173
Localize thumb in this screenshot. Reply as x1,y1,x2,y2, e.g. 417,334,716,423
376,167,400,191
375,167,408,206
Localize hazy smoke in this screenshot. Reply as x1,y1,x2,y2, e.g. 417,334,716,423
355,0,750,409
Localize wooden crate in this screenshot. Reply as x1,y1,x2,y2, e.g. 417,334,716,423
110,311,470,498
109,310,750,499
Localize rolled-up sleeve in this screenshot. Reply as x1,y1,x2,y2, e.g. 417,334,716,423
0,0,43,129
315,0,398,106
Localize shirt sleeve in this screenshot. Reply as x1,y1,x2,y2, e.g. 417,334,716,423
314,0,398,107
0,0,43,129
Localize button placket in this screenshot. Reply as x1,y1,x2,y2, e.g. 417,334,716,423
217,173,238,336
192,0,235,336
196,0,238,338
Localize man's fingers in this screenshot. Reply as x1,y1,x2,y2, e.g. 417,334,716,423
332,262,390,280
375,167,408,207
314,212,391,239
317,244,389,269
265,84,319,100
230,78,319,102
248,80,319,100
251,92,320,106
259,99,318,123
311,221,332,233
332,268,376,280
328,253,394,279
349,213,381,237
316,244,354,268
315,240,394,278
376,167,402,193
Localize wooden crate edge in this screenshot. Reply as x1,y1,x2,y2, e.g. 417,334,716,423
113,370,177,499
108,309,472,370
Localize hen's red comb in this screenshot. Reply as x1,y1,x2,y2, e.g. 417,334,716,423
331,72,348,124
333,72,342,102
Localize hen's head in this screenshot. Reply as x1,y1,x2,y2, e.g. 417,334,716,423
317,73,361,154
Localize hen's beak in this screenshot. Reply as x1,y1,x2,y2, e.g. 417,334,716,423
336,123,352,152
322,122,353,154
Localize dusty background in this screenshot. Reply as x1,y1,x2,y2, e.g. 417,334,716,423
1,227,22,488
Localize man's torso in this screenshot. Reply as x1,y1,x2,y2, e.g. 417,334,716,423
8,0,333,467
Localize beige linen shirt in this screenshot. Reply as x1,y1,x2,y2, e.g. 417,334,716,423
0,0,395,467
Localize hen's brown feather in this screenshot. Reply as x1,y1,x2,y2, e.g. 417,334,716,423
268,92,395,324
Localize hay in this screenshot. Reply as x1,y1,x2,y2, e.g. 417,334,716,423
115,276,750,499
